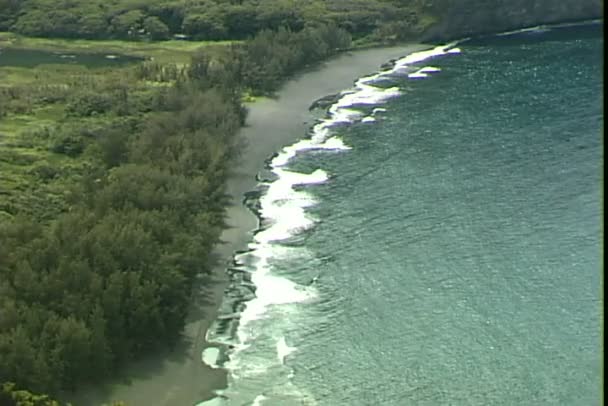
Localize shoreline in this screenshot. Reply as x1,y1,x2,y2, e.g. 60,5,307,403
196,42,435,404
67,42,432,406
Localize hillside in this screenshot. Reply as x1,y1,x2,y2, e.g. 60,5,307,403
421,0,602,40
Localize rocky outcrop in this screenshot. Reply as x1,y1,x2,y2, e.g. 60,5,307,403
421,0,603,41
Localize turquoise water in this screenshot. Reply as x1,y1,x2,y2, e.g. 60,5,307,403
207,22,603,405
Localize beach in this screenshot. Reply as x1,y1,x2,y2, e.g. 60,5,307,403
68,43,431,406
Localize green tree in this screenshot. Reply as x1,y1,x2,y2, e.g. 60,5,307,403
182,11,227,40
0,327,38,392
65,91,113,117
77,14,109,38
224,4,259,38
143,16,170,40
98,129,129,168
111,10,145,38
54,317,92,388
0,382,60,406
88,305,113,376
0,0,19,30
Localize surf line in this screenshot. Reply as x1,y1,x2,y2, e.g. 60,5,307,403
200,41,464,405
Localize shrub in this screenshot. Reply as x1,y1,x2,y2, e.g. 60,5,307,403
65,92,112,117
49,133,85,157
30,161,60,181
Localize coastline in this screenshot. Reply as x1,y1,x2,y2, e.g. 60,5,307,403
61,19,605,406
67,43,432,406
199,42,434,404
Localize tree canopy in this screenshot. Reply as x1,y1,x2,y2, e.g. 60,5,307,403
1,0,435,42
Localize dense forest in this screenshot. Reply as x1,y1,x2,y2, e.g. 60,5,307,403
0,18,352,404
0,0,436,43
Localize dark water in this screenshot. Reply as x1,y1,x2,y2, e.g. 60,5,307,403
0,48,142,68
204,21,603,405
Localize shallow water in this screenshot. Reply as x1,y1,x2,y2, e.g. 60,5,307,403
206,21,603,405
0,48,142,68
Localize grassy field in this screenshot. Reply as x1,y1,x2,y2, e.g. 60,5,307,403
0,31,238,64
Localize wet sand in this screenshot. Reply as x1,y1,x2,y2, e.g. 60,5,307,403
69,43,431,406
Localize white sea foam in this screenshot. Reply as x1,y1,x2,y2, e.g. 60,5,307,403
196,397,224,406
227,260,316,368
222,41,463,398
408,71,429,78
272,136,351,168
276,336,296,364
223,165,323,375
238,245,316,303
270,43,462,166
392,42,460,68
333,83,401,108
320,136,352,150
252,395,268,406
419,66,441,73
496,25,547,37
491,20,599,40
229,40,463,342
228,227,318,363
202,347,221,369
408,66,441,78
254,168,328,243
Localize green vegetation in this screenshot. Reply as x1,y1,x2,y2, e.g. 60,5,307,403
0,49,243,396
0,0,436,44
0,31,236,65
0,13,360,402
0,382,125,406
1,382,66,406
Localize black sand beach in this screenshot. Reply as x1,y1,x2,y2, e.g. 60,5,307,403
68,43,431,406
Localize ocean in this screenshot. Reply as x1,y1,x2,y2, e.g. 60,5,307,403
203,21,603,405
